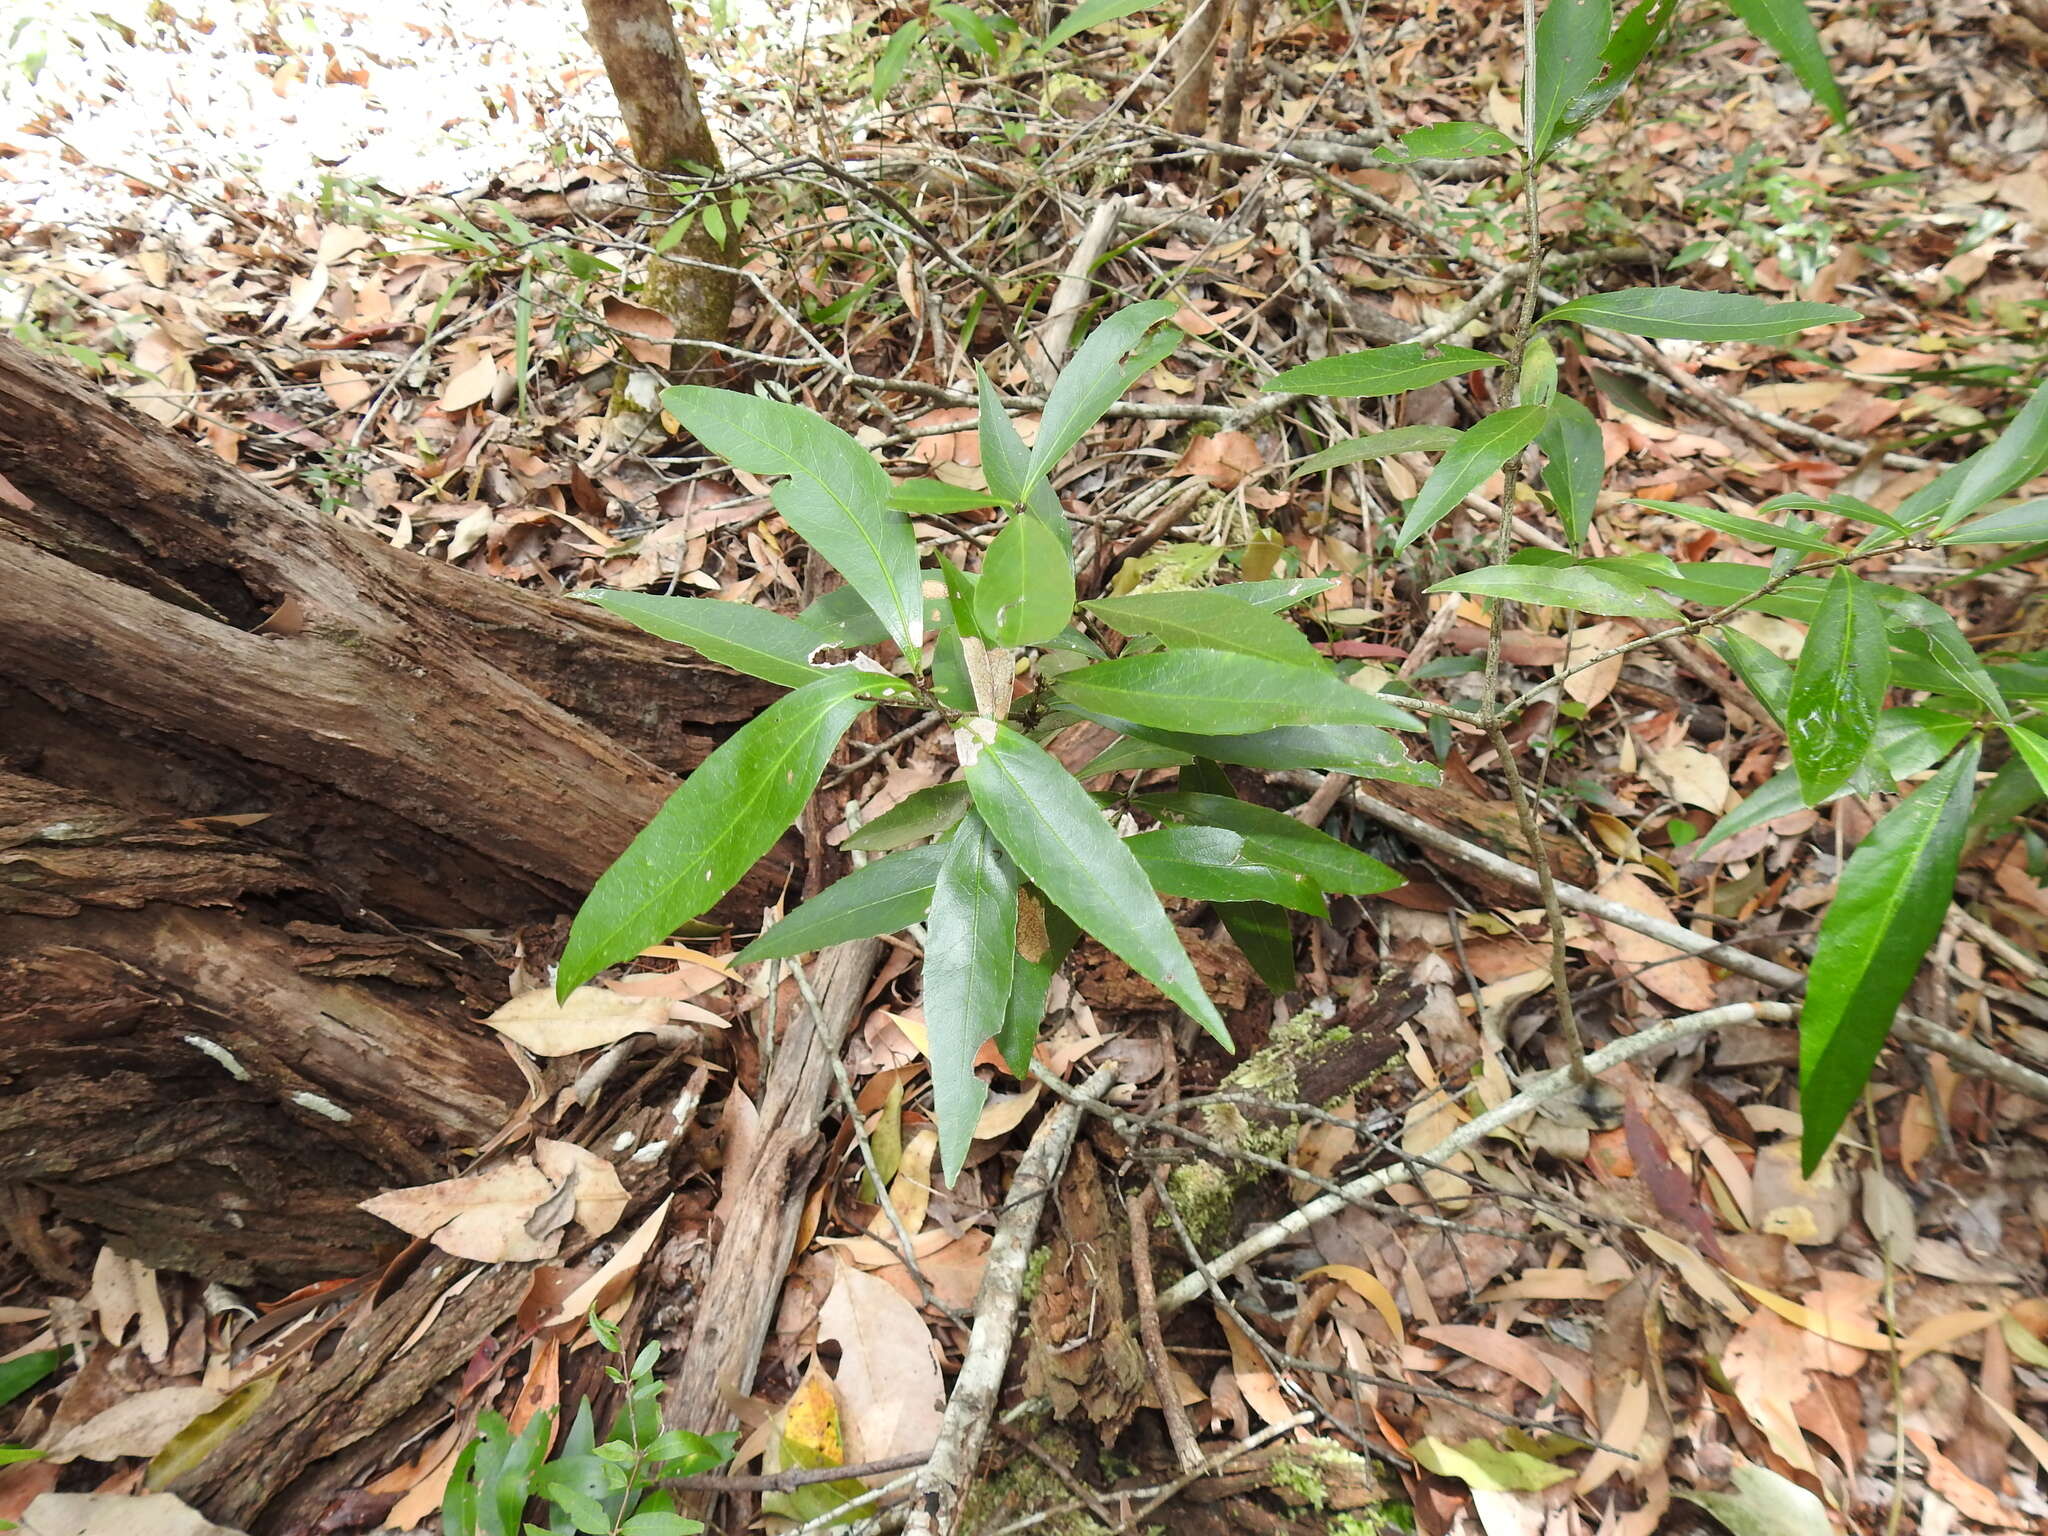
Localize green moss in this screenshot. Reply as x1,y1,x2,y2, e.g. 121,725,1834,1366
956,1429,1110,1536
1268,1454,1331,1510
1019,1244,1052,1306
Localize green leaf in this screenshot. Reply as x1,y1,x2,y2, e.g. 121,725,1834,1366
1270,344,1503,399
662,388,923,657
1884,591,2007,721
974,513,1076,646
1291,425,1463,478
1136,792,1401,894
1800,741,1979,1173
1787,570,1889,805
1527,0,1612,162
620,1513,707,1536
1540,288,1858,341
1712,628,1794,726
1373,122,1518,162
1930,385,2048,533
1022,301,1178,496
1938,496,2048,545
735,845,945,962
870,18,924,103
963,723,1227,1043
1215,899,1296,993
1561,0,1680,132
590,593,824,690
844,781,972,851
1426,562,1680,621
559,670,906,996
798,584,892,650
1084,589,1324,667
1397,405,1550,552
442,1440,481,1536
1124,826,1327,913
1075,734,1196,776
935,2,1001,55
1676,1461,1831,1536
924,812,1020,1180
0,1351,58,1409
998,892,1079,1073
2005,725,2048,797
977,368,1068,546
1218,576,1340,611
1096,719,1440,782
1042,0,1155,50
1410,1435,1574,1493
1536,395,1605,547
888,479,1001,516
1055,650,1421,734
1726,0,1848,126
1633,498,1834,555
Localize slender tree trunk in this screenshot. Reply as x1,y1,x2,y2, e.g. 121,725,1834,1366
1166,0,1229,137
1217,0,1263,144
581,0,739,352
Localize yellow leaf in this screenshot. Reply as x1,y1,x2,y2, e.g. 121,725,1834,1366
1731,1277,1893,1351
1299,1264,1404,1344
781,1368,845,1470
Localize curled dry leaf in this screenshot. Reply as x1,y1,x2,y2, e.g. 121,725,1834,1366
1645,744,1731,813
533,1139,629,1238
483,985,673,1056
41,1386,227,1464
362,1150,622,1264
541,1196,671,1328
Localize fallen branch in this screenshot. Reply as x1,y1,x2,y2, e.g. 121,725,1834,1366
904,1064,1117,1535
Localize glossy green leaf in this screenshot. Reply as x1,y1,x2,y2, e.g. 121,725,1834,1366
977,368,1068,546
1124,825,1327,914
1537,395,1605,547
1540,288,1858,341
1291,425,1462,478
1023,301,1178,495
664,388,923,656
975,513,1076,646
963,724,1227,1042
1426,562,1680,621
1084,589,1324,667
888,479,1000,516
1726,0,1847,126
1075,734,1196,776
2005,724,2048,799
559,670,906,996
1042,0,1156,49
1528,0,1612,162
1137,792,1401,894
1173,763,1300,995
590,593,824,690
1938,497,2048,545
1094,718,1440,782
0,1350,58,1409
1800,742,1979,1173
1787,570,1888,805
925,812,1020,1179
1884,591,2007,721
1056,650,1421,734
1712,628,1794,726
1271,344,1502,399
1561,0,1679,132
844,781,972,851
1219,576,1340,610
735,844,945,962
998,891,1079,1074
1374,122,1518,162
1930,385,2048,533
798,584,892,650
1397,405,1550,552
1634,498,1835,554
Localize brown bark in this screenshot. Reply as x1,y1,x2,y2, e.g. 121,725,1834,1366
0,335,788,1283
1166,0,1230,137
581,0,738,350
1216,0,1262,144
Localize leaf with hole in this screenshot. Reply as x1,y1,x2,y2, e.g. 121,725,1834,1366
963,724,1226,1042
1540,288,1858,341
1271,344,1503,399
1786,569,1888,805
590,593,824,690
559,670,907,997
1397,404,1550,551
1800,741,1978,1173
1055,650,1420,734
1374,122,1518,163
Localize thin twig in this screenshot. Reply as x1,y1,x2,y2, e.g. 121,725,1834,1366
670,1451,930,1492
1127,1184,1205,1472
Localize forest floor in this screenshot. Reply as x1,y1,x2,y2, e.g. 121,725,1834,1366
5,0,2048,1533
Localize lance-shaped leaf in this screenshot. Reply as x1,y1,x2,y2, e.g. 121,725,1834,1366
799,584,892,650
1099,718,1440,782
1540,288,1858,341
1375,123,1518,163
997,889,1079,1074
963,723,1227,1042
1022,301,1178,495
1634,498,1835,555
974,512,1074,646
924,812,1020,1179
1939,497,2048,546
1055,649,1421,734
1561,0,1679,132
1712,628,1794,726
590,592,825,690
1397,405,1550,551
1427,561,1680,621
1787,569,1889,805
844,781,972,852
1137,792,1402,894
1800,741,1979,1173
976,368,1068,545
1537,395,1605,547
1928,383,2048,535
1124,826,1327,914
559,670,906,996
1727,0,1847,126
1084,589,1323,668
663,387,923,656
1528,0,1612,162
1292,425,1463,478
1272,344,1502,399
736,844,946,963
1884,591,2007,721
1173,761,1301,995
888,479,1001,516
1042,0,1157,50
2006,725,2048,798
1219,576,1340,610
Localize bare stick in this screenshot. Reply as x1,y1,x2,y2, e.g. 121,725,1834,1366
1216,0,1262,144
1155,1002,1795,1312
1028,198,1128,389
1128,1184,1204,1471
1165,0,1229,136
905,1065,1118,1535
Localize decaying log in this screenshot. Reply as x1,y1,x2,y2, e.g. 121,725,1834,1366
0,335,789,1281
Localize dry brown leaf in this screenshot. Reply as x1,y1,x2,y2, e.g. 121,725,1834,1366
816,1265,945,1473
1593,872,1717,1010
1752,1141,1853,1247
1216,1310,1293,1427
1418,1323,1588,1413
1560,620,1630,707
1174,429,1263,488
1644,745,1730,813
42,1387,226,1464
1908,1429,2032,1526
21,1492,247,1536
438,352,498,412
318,360,373,411
533,1139,628,1239
360,1161,560,1262
542,1196,671,1328
484,986,673,1056
1721,1310,1816,1472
